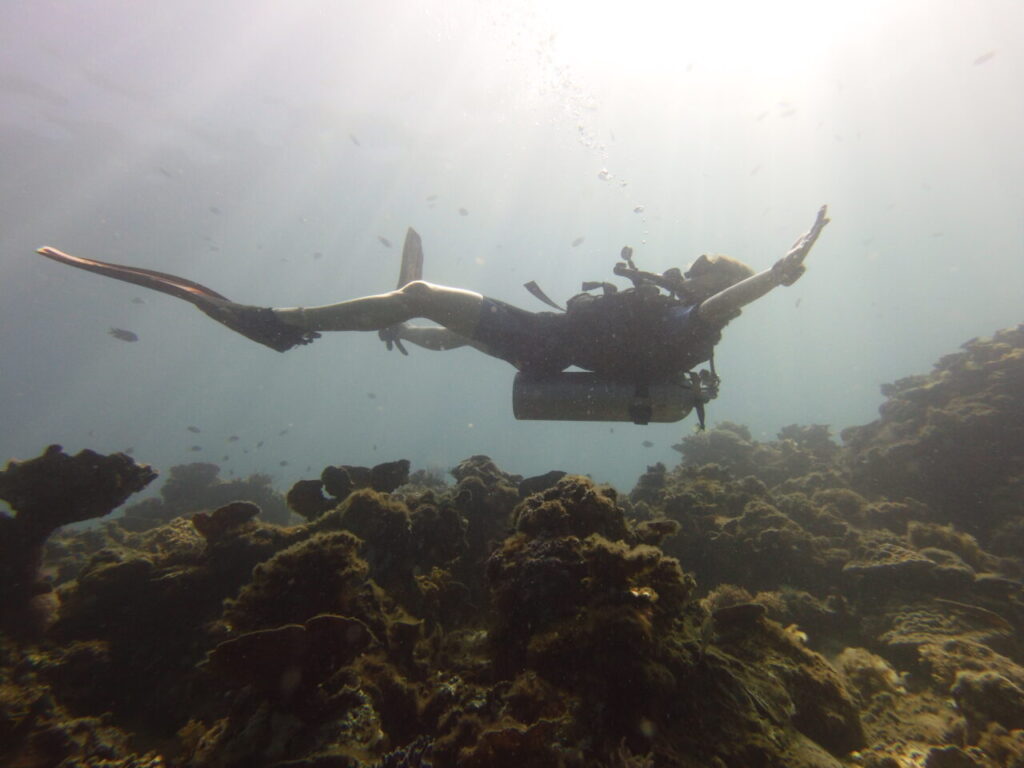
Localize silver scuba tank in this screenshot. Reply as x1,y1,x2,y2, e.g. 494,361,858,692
512,371,702,424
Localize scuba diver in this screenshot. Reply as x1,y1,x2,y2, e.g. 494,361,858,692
35,206,828,425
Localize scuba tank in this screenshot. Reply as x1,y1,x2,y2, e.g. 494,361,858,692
512,371,714,425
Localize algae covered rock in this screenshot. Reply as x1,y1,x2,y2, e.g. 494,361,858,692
0,444,156,637
842,325,1024,541
120,460,287,530
224,530,372,632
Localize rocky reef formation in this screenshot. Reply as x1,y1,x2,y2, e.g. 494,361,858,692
0,324,1022,767
0,445,156,639
120,461,290,530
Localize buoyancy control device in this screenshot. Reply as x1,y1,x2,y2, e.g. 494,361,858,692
516,247,719,426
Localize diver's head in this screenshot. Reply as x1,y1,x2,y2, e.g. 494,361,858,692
680,254,754,302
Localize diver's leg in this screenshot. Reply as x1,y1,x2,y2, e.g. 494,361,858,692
273,281,485,337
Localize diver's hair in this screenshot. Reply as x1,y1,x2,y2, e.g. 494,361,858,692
685,253,755,285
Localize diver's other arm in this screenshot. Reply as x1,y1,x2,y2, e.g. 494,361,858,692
381,324,472,352
697,205,829,324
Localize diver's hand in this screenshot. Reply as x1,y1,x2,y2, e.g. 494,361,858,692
772,205,830,286
379,324,409,355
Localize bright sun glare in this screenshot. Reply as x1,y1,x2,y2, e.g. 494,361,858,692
537,0,884,80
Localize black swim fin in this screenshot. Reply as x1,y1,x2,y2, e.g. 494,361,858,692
35,247,319,352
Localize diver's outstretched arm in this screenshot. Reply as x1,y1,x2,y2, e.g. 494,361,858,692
697,205,829,324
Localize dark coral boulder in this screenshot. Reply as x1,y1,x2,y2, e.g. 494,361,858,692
0,445,156,637
841,325,1024,542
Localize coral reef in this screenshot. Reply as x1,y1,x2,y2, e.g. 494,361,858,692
286,459,412,522
120,461,289,530
0,445,156,638
841,324,1024,543
1,325,1023,766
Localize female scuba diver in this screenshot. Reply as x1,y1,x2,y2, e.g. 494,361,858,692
35,206,828,424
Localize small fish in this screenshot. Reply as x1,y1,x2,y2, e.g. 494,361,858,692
426,194,438,202
108,328,139,342
349,133,361,146
228,435,240,442
368,392,376,399
222,455,229,461
279,460,289,466
973,50,996,66
123,447,135,455
378,236,392,248
571,237,585,247
187,426,201,433
278,428,289,436
633,206,645,214
190,445,202,451
313,252,323,260
131,297,145,304
458,208,469,216
209,206,221,215
256,441,264,448
642,440,654,448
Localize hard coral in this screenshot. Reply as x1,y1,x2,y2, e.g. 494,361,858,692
0,444,155,637
841,325,1024,542
223,530,371,632
120,461,287,530
513,475,629,541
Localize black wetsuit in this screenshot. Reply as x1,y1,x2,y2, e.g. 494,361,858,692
472,288,724,380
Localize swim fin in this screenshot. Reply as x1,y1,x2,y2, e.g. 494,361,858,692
35,247,232,306
34,247,319,352
396,228,424,288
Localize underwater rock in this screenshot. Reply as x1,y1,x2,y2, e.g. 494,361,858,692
517,469,566,498
952,670,1024,735
672,422,841,490
205,613,378,699
371,459,411,493
325,459,410,496
322,463,359,500
0,636,163,767
120,460,288,530
843,540,944,593
513,475,630,541
629,461,667,505
223,530,372,633
285,478,336,521
299,459,413,519
451,454,523,487
0,444,156,637
834,647,906,705
192,500,260,541
447,455,522,606
841,325,1024,542
673,421,758,475
408,497,469,571
316,489,420,610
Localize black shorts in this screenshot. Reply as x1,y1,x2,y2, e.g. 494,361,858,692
472,298,570,373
